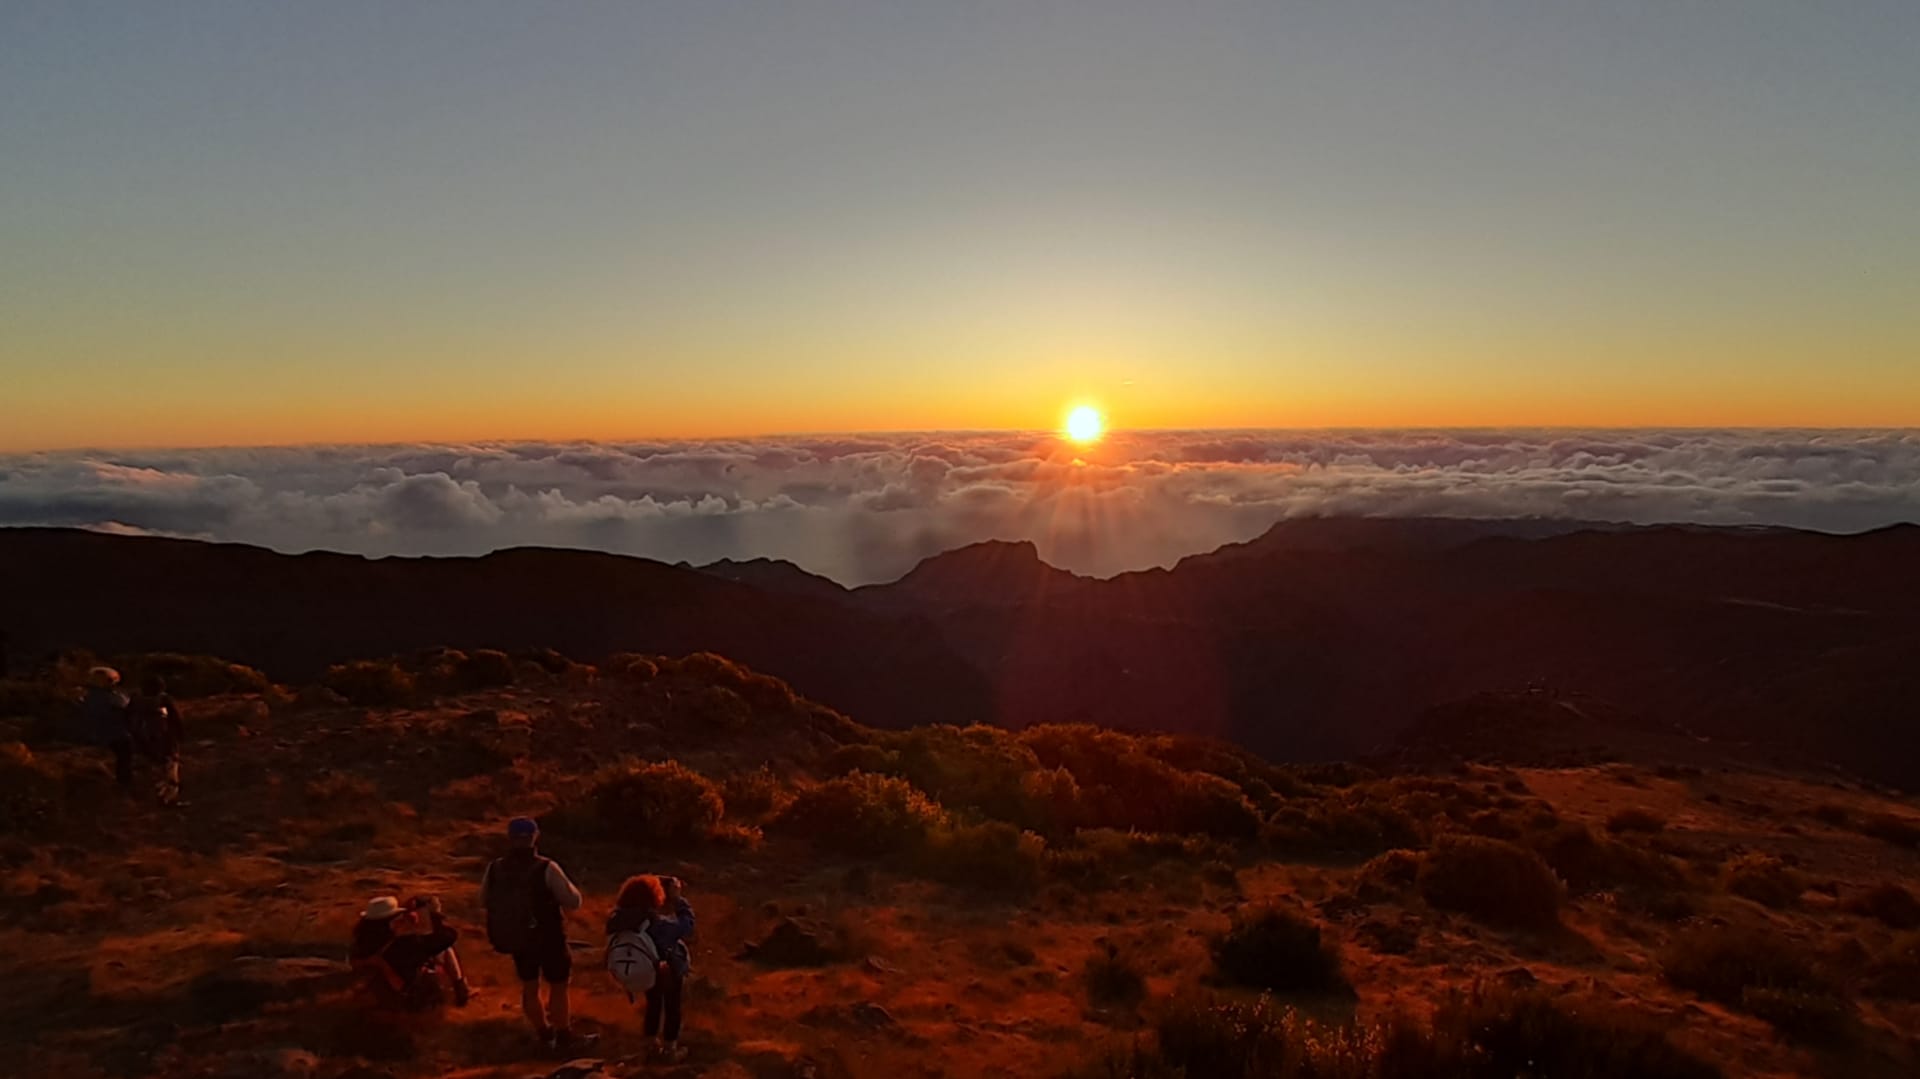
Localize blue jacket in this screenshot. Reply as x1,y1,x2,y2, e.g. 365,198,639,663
80,687,129,745
607,898,694,978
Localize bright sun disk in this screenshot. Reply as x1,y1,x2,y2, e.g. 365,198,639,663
1065,405,1104,443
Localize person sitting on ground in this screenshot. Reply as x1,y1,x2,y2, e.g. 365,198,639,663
129,675,184,807
482,817,589,1052
349,894,472,1009
80,667,133,790
606,873,696,1063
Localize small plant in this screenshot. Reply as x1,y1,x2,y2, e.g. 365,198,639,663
922,820,1046,893
453,648,516,690
1418,834,1564,929
1210,906,1348,994
1084,943,1146,1007
1606,808,1668,834
589,759,726,842
1721,852,1805,908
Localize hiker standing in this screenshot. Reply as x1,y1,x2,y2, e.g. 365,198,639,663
130,675,184,806
80,666,133,789
606,874,696,1063
481,817,587,1051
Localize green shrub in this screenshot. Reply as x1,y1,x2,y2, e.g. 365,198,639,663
824,742,901,776
774,771,947,857
1418,835,1563,929
1527,821,1685,895
679,685,752,733
589,759,726,842
604,653,660,681
1263,795,1422,859
881,725,1069,833
1084,944,1147,1007
1844,882,1920,929
0,680,77,738
1721,853,1805,908
1661,926,1836,1008
922,820,1046,893
1352,848,1423,900
1143,984,1718,1079
322,661,414,706
1606,808,1667,834
1019,725,1261,840
1210,906,1347,994
114,653,271,698
721,765,786,820
1858,812,1920,848
1865,933,1920,1000
453,649,516,690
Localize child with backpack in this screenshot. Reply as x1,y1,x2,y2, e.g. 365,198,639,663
605,874,695,1063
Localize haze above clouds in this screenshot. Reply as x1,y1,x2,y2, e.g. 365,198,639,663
3,430,1915,585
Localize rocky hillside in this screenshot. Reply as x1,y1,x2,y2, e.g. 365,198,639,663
3,650,1919,1078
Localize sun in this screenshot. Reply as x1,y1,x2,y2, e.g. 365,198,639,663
1064,405,1105,444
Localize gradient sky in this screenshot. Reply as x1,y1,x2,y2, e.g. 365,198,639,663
3,2,1918,450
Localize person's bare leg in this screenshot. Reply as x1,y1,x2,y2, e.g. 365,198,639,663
547,979,571,1034
440,947,464,984
521,979,547,1036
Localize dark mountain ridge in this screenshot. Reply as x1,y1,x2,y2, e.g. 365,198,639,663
7,517,1920,787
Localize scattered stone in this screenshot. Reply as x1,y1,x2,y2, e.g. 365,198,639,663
740,917,846,966
548,1059,607,1079
799,1001,896,1031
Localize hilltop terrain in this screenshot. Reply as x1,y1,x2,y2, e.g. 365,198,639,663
6,518,1920,787
3,649,1920,1079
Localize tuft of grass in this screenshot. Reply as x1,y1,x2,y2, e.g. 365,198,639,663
322,660,414,706
720,765,786,820
1661,924,1849,1040
1418,834,1564,929
1210,906,1348,994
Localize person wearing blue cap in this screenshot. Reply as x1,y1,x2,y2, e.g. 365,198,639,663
481,817,587,1051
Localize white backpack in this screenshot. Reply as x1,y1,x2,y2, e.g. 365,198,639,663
606,929,660,997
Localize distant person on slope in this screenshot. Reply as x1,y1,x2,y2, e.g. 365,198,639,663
606,873,696,1063
350,894,472,1009
129,675,185,807
80,666,133,789
482,817,589,1052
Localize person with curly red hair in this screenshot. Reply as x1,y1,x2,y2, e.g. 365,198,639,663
606,873,695,1062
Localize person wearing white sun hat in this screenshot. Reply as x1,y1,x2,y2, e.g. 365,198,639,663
349,892,471,1010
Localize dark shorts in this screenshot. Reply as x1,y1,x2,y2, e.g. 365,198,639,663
512,940,572,984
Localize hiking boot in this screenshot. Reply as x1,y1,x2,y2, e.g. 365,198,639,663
657,1043,688,1064
553,1029,598,1054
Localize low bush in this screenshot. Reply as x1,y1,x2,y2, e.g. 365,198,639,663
1019,725,1262,840
1606,808,1668,834
1804,803,1852,827
1084,944,1147,1007
114,653,271,698
1135,984,1718,1079
1858,812,1920,848
1865,933,1920,1000
721,765,786,820
603,653,660,681
1210,906,1347,994
1528,821,1686,895
922,820,1046,894
322,661,414,706
1738,986,1853,1044
1844,882,1920,929
452,649,516,690
1721,853,1805,909
678,685,752,733
589,759,726,842
1661,926,1840,1018
773,771,947,857
1418,835,1564,929
824,742,901,776
0,742,67,833
1352,848,1423,900
1263,796,1422,859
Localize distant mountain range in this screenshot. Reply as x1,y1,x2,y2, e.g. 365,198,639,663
7,517,1920,788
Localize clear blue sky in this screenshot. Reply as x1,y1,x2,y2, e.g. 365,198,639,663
3,1,1917,448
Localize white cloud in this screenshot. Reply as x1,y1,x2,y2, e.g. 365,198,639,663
2,430,1916,584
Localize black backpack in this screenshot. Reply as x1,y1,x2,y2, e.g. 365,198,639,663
484,855,552,955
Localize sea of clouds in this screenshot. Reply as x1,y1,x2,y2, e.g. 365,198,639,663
3,430,1916,584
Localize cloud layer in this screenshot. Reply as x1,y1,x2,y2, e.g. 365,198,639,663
3,430,1916,584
